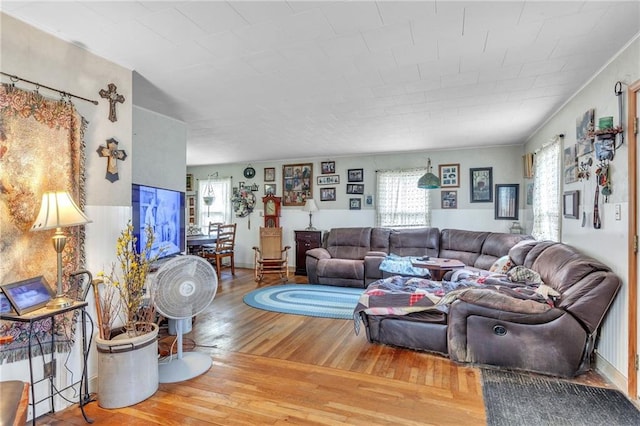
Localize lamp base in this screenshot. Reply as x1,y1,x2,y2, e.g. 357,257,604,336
305,226,317,231
46,295,73,309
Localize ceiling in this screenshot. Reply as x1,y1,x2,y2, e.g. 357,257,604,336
2,1,639,166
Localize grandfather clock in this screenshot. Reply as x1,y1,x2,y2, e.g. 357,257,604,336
262,194,281,228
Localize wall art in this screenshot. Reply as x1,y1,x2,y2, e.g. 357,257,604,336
441,190,457,209
439,163,460,188
317,175,340,185
495,184,519,220
321,161,335,174
470,167,492,202
320,187,336,201
347,168,363,182
282,163,312,206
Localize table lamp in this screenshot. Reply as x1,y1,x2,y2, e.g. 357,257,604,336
31,191,91,309
302,199,318,230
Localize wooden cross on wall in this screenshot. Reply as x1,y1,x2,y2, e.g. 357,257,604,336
97,138,127,182
99,83,125,122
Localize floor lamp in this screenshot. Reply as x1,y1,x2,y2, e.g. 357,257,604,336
31,191,91,309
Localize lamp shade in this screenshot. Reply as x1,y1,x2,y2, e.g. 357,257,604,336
417,158,440,189
31,191,91,231
302,199,318,212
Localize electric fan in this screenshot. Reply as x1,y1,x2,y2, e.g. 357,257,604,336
151,255,218,383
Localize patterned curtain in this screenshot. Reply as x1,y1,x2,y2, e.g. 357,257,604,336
376,168,430,228
532,139,560,241
198,176,232,227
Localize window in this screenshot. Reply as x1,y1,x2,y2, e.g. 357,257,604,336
376,168,430,228
532,139,561,241
198,177,232,229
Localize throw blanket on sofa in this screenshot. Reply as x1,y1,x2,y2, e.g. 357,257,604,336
353,271,558,334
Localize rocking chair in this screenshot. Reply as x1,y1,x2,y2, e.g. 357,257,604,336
252,227,290,282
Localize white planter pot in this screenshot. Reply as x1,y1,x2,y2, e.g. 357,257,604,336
95,323,159,409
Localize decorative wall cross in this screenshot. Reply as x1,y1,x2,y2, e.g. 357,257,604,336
99,83,125,122
97,138,127,182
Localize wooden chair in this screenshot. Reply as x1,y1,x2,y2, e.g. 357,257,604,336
0,337,30,426
201,223,237,280
252,227,290,282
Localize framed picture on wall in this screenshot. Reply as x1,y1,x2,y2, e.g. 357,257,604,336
320,187,336,201
317,175,340,185
347,169,363,182
495,184,519,220
441,190,457,209
321,161,336,174
282,163,312,206
346,184,364,194
264,184,276,195
563,190,579,219
470,167,493,203
349,198,361,210
264,167,276,182
439,163,460,188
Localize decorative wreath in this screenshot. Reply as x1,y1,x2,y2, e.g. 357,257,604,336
231,189,256,218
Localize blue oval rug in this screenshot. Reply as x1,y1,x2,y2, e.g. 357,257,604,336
243,284,364,320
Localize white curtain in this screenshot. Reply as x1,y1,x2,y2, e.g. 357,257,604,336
532,139,561,241
198,176,232,228
376,168,430,228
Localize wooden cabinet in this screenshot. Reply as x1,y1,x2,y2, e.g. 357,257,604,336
294,230,322,275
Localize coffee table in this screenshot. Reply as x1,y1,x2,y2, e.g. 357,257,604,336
411,258,465,281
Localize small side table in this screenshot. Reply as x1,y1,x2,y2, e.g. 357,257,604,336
412,258,465,281
294,230,322,275
0,301,93,425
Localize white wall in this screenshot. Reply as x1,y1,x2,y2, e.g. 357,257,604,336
188,144,525,268
524,36,640,389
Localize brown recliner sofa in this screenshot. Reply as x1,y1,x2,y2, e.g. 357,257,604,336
305,227,532,287
361,239,622,377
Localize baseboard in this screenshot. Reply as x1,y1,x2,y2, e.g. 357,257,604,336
595,352,628,393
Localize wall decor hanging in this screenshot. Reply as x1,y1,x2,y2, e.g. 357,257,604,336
321,161,336,174
99,82,125,122
0,83,87,362
347,168,363,182
282,163,312,206
231,187,256,228
575,108,595,156
563,145,578,184
264,167,275,182
439,164,460,188
470,167,493,202
495,184,519,220
97,137,127,182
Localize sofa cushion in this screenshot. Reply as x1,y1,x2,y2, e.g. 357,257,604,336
439,229,488,266
370,228,391,253
326,227,372,260
489,255,513,274
316,258,364,280
388,227,440,257
475,233,533,270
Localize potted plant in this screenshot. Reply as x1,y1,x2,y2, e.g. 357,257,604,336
94,222,160,409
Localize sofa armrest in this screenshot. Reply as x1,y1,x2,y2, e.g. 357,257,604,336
364,252,387,284
305,247,331,283
306,247,331,260
447,297,588,377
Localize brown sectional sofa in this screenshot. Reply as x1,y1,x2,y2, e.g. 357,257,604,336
305,227,622,377
306,227,531,287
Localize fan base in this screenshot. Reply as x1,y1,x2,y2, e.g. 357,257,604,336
158,352,212,383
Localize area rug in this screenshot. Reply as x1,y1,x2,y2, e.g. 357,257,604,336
482,369,640,426
243,284,363,320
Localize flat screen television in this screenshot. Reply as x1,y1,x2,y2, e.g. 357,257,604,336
132,183,185,260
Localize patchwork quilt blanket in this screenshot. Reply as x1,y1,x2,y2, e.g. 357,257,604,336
353,269,558,335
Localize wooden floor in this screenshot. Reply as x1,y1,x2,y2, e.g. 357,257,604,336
39,268,610,425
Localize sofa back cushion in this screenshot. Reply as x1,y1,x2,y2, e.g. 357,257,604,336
370,228,391,253
326,227,372,260
388,227,440,257
439,229,488,267
474,233,533,270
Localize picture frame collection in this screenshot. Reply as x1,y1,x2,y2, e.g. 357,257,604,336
249,162,520,218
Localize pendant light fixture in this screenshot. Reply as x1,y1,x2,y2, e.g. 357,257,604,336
417,158,440,189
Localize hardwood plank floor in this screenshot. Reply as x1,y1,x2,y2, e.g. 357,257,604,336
39,268,609,425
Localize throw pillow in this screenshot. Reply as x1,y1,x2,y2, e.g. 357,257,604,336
489,255,514,274
507,265,543,285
